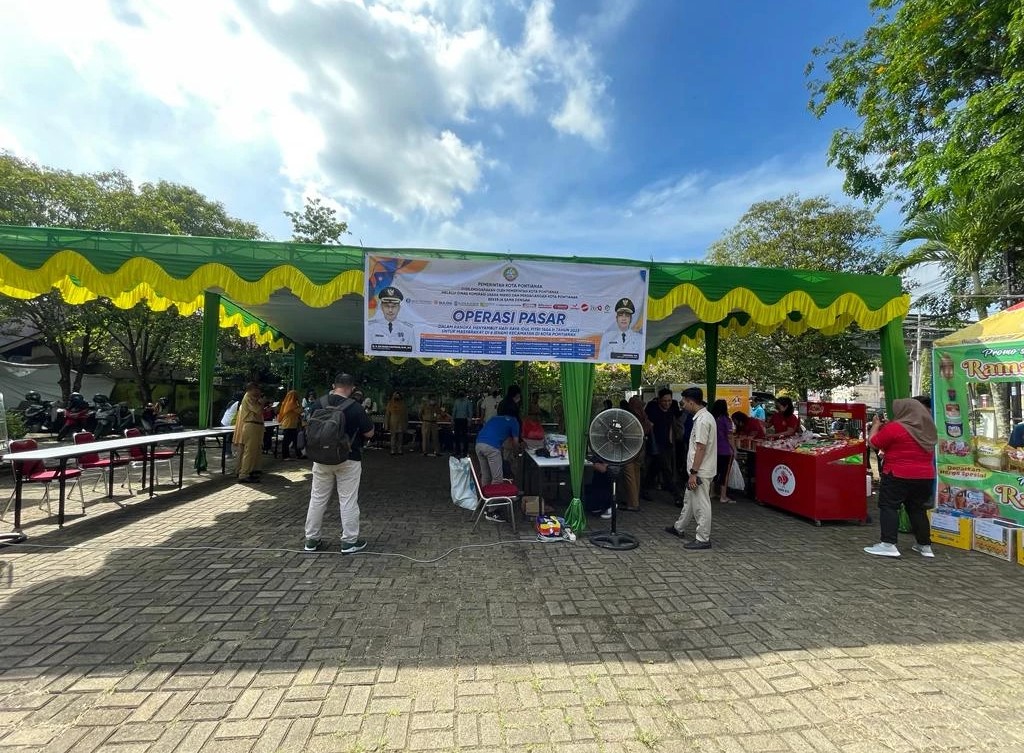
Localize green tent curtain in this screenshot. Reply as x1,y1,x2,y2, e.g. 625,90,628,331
560,361,595,534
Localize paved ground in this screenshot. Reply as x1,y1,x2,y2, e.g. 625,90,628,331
1,446,1023,753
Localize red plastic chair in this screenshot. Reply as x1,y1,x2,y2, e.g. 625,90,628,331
468,456,518,533
73,431,133,494
2,438,85,520
123,428,178,485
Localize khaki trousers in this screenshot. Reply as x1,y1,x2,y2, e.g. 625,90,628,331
237,423,264,477
673,474,713,542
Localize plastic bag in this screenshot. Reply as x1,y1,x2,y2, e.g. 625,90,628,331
727,457,744,491
449,456,478,511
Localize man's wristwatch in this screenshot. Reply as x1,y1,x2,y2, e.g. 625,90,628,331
689,469,698,475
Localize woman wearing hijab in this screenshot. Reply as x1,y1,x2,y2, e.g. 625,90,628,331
385,391,408,455
863,398,938,558
277,389,303,460
232,382,265,483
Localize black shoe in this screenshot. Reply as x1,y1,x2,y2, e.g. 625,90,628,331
240,475,261,483
617,505,639,512
664,526,683,538
683,539,711,550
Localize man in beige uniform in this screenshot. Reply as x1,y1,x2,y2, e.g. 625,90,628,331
665,386,717,549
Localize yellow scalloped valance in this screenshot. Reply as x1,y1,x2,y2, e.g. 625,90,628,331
648,283,909,332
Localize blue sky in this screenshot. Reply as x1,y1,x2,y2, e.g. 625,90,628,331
0,1,906,265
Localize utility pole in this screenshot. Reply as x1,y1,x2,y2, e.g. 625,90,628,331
913,313,922,396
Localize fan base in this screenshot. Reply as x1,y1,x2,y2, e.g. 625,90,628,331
588,530,639,550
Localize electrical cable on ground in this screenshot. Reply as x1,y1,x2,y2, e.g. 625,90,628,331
0,536,572,564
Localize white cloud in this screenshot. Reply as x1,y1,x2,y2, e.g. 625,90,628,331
393,153,862,261
0,0,620,222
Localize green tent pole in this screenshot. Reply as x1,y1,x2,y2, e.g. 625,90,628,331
703,323,720,404
292,342,306,394
199,291,220,428
500,361,516,392
879,317,910,415
630,364,643,391
559,361,595,533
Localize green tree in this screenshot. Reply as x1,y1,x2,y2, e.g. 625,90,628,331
807,0,1023,208
0,294,107,400
0,153,266,401
285,197,349,244
705,195,894,397
99,303,203,404
886,179,1024,322
887,179,1024,434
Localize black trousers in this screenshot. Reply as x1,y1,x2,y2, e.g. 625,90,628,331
453,418,469,456
878,474,933,545
281,427,300,458
642,452,679,496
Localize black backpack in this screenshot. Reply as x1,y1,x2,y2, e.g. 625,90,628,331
305,396,354,465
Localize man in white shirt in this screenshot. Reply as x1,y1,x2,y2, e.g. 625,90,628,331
478,389,500,422
600,297,644,361
665,386,717,549
366,286,415,353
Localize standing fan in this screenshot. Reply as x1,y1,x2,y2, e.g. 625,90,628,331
588,408,645,550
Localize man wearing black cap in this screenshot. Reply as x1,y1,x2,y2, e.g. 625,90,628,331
367,286,415,353
303,373,376,554
600,297,643,361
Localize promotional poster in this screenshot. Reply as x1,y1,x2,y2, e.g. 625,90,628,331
933,342,1024,524
364,254,649,364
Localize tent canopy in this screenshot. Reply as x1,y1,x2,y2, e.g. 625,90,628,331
0,225,910,356
934,301,1024,347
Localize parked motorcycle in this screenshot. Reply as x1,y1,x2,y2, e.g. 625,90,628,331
17,391,55,433
140,397,182,434
56,392,96,441
93,394,139,438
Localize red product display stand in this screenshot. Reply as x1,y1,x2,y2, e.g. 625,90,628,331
754,401,870,526
755,444,868,525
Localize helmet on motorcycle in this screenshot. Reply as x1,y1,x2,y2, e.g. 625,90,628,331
93,394,110,405
25,391,41,402
68,392,86,408
158,396,170,406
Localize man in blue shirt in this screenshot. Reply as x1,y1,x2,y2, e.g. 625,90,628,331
474,405,522,487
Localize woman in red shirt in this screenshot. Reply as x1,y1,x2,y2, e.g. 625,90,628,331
732,411,766,440
768,397,800,438
863,398,938,558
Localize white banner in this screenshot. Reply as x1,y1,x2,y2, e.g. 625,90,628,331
364,255,649,363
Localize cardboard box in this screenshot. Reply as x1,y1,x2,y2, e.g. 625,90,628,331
521,495,552,518
929,510,973,551
972,518,1021,562
1018,529,1024,567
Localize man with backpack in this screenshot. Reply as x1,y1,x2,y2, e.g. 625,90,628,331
302,373,375,554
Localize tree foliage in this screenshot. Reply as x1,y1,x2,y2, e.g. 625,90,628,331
0,153,265,401
886,177,1024,320
704,194,891,398
285,197,349,244
807,0,1024,209
0,293,106,399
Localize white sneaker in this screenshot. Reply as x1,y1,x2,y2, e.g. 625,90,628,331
599,508,612,519
912,544,935,558
863,542,900,557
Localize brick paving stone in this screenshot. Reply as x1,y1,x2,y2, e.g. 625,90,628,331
3,454,1024,751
